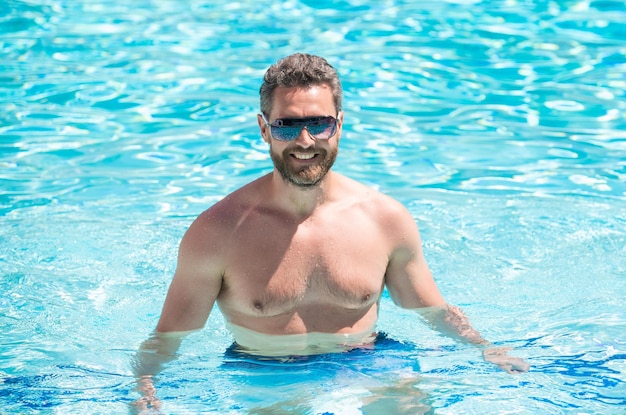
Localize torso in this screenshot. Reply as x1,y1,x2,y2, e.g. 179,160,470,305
225,322,379,356
208,173,395,338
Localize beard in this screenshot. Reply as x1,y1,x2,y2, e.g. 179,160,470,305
270,145,338,188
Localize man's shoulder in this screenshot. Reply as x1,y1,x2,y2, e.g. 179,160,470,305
192,176,269,227
336,174,404,206
333,174,411,222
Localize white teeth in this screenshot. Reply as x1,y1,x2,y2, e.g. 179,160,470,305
293,153,315,160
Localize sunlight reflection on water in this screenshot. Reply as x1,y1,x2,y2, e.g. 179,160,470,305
1,0,625,414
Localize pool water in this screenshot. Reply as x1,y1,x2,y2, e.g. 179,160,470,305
1,0,625,413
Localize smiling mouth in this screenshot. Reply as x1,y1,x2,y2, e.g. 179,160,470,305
292,153,317,160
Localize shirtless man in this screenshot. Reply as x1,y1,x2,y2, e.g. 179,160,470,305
133,52,528,411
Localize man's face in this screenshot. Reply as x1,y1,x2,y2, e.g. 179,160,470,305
258,85,343,188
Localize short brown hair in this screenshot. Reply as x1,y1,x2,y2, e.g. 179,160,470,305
259,53,343,117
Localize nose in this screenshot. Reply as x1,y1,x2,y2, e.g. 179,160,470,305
293,126,315,148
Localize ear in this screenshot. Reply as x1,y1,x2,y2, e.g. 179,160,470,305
258,114,270,144
336,111,344,141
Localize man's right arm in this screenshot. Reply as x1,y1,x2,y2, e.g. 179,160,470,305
156,213,225,333
132,227,222,375
131,215,225,412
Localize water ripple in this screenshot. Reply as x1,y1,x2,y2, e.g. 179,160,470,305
2,1,626,414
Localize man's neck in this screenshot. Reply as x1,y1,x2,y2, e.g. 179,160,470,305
269,170,335,218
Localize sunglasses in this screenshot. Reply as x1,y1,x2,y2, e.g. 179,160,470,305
261,114,338,142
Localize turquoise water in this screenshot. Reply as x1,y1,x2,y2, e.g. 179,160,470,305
1,0,625,413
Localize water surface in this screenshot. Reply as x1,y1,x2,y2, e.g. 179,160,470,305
1,0,625,414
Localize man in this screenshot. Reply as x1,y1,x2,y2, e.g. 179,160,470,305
134,52,528,411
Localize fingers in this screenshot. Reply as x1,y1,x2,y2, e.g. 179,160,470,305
482,347,531,374
129,396,163,415
131,375,163,415
506,357,531,374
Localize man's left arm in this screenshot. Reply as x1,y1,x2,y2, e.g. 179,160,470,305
415,304,530,374
383,202,530,374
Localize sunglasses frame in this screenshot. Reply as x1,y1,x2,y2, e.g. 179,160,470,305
260,113,339,142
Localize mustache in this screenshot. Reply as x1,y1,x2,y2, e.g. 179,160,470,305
286,146,323,154
290,146,316,152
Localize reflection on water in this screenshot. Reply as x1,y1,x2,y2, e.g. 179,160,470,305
1,0,625,414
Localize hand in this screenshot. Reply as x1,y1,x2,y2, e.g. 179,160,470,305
130,375,163,415
482,346,530,374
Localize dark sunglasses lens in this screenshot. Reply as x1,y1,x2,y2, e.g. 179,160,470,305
307,118,336,139
271,126,301,141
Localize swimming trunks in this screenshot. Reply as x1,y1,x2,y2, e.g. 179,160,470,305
218,333,426,414
222,332,420,377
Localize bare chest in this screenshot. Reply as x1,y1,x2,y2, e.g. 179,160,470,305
219,216,389,318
